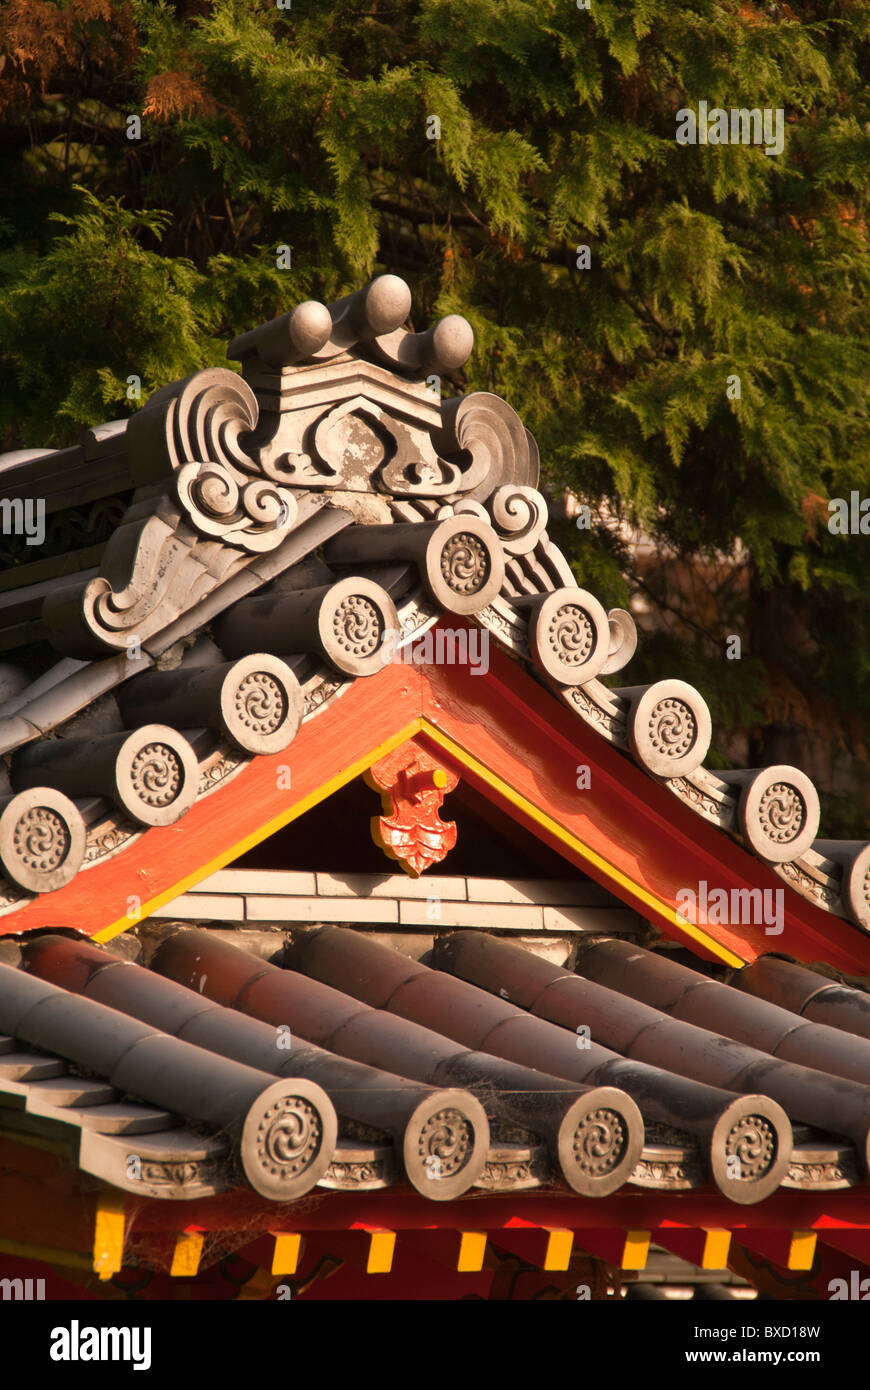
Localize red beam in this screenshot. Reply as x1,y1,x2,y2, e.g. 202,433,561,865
730,1228,817,1272
653,1226,731,1270
121,1185,870,1237
485,1226,575,1271
815,1227,870,1266
0,662,422,939
420,627,870,971
3,619,869,971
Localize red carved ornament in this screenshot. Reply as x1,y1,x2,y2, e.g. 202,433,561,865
365,741,458,877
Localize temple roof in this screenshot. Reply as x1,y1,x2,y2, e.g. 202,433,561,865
1,925,868,1210
0,273,865,957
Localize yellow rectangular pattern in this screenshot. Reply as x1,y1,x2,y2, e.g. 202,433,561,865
93,1193,125,1281
271,1233,303,1275
367,1231,396,1274
544,1229,574,1271
458,1232,487,1272
788,1231,817,1270
170,1231,204,1277
621,1231,650,1270
701,1230,732,1270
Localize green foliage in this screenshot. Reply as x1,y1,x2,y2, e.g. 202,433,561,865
0,189,216,437
2,0,870,826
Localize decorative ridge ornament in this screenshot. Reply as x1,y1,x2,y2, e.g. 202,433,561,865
227,275,474,377
126,367,261,484
365,741,459,877
35,276,541,658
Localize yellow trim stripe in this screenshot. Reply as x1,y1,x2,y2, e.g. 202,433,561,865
271,1233,303,1275
94,694,748,968
621,1231,650,1270
544,1229,574,1271
701,1229,732,1270
366,1231,396,1274
170,1231,204,1277
422,720,746,969
457,1232,487,1272
788,1231,817,1270
93,1191,125,1281
95,719,423,942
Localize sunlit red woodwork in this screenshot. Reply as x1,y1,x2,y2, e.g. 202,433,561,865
2,620,870,973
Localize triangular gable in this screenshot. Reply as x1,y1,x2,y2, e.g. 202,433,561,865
2,617,866,975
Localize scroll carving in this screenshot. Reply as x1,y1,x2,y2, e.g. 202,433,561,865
42,366,299,657
136,1157,225,1188
33,281,550,660
486,485,548,554
126,367,261,484
432,391,539,500
256,388,539,502
448,485,548,556
175,462,296,550
474,1145,549,1191
42,507,214,657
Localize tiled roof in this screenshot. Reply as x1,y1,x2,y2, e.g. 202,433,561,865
0,274,864,942
0,927,864,1206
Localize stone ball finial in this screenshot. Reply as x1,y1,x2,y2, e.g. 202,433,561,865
287,299,333,357
359,274,413,335
226,303,332,367
427,315,475,371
